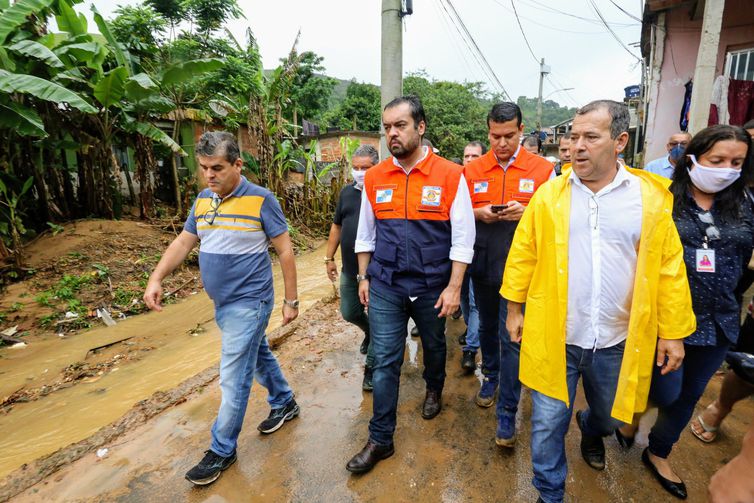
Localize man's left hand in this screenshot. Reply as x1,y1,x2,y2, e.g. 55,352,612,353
656,338,684,375
500,200,525,221
282,304,298,325
435,285,461,318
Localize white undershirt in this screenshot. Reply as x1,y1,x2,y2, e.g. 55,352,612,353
566,165,643,349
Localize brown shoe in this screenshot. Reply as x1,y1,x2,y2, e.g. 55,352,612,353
346,441,395,474
421,389,442,419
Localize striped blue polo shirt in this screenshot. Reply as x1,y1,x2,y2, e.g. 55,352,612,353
184,176,288,307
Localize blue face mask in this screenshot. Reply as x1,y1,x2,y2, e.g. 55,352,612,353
669,144,685,163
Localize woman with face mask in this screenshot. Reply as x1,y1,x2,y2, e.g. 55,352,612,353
616,125,754,500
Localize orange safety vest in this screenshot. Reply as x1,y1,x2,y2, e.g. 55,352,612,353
364,150,463,296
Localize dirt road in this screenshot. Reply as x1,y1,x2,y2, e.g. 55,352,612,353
0,243,334,480
9,299,752,502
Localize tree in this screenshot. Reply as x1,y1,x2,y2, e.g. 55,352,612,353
322,80,380,131
404,72,493,158
284,51,336,125
516,96,577,131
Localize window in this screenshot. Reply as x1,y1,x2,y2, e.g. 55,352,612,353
726,48,754,81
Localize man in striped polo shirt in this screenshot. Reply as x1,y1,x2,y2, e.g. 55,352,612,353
144,131,300,486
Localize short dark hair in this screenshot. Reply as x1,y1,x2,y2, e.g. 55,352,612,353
384,95,426,129
465,140,487,155
559,132,571,142
487,102,522,127
196,131,240,164
670,125,753,222
576,100,629,139
744,119,754,130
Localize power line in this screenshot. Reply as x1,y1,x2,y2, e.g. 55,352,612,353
523,0,638,27
436,0,506,97
547,74,580,108
510,0,539,65
489,0,630,35
586,0,643,62
429,0,487,86
441,0,512,100
608,0,642,22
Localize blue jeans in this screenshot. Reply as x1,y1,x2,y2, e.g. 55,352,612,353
460,275,480,351
210,300,294,457
648,341,730,458
530,343,625,503
367,285,446,445
340,273,374,367
497,299,522,420
472,280,502,380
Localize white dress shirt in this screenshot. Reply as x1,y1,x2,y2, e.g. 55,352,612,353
354,147,475,264
566,165,643,350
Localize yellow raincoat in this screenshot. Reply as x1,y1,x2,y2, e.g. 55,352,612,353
500,168,696,423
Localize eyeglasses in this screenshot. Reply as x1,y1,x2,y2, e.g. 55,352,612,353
668,141,689,148
698,211,721,241
203,197,221,225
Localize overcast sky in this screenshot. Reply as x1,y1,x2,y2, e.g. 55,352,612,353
73,0,645,107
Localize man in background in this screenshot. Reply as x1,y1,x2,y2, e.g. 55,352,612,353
324,144,380,391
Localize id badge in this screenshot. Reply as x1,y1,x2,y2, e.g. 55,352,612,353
695,249,715,273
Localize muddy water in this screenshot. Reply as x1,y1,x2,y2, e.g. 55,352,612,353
0,244,334,478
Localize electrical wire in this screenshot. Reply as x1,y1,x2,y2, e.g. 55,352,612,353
510,0,540,65
522,0,638,27
586,0,643,62
436,0,505,96
441,0,512,100
490,0,633,35
429,0,487,86
547,74,580,107
608,0,642,23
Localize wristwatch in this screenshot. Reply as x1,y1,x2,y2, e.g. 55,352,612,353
283,298,299,309
356,274,370,282
324,257,335,263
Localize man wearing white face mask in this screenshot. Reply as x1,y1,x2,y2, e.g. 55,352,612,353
325,144,380,391
618,124,754,500
644,132,692,179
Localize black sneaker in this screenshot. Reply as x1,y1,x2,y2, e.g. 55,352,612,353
362,367,374,392
458,331,467,346
185,450,236,486
359,335,369,355
257,399,300,434
461,350,476,373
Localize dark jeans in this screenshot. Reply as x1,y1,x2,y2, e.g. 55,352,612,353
497,299,522,420
340,273,374,367
460,275,480,351
472,280,522,418
530,342,625,503
648,341,730,458
367,285,446,445
472,280,502,380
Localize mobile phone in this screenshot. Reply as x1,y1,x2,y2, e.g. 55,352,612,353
491,204,508,213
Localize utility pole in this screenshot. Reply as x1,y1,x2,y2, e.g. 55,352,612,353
687,0,725,134
536,58,550,137
380,0,409,159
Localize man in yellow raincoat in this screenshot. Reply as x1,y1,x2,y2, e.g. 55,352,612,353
501,100,695,503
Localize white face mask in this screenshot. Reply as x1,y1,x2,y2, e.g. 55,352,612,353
687,154,741,194
351,169,366,187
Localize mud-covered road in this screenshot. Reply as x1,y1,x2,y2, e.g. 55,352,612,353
7,297,752,502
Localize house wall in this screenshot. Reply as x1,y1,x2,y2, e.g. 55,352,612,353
318,134,380,162
644,0,754,163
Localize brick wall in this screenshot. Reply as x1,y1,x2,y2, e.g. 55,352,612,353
318,134,380,162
